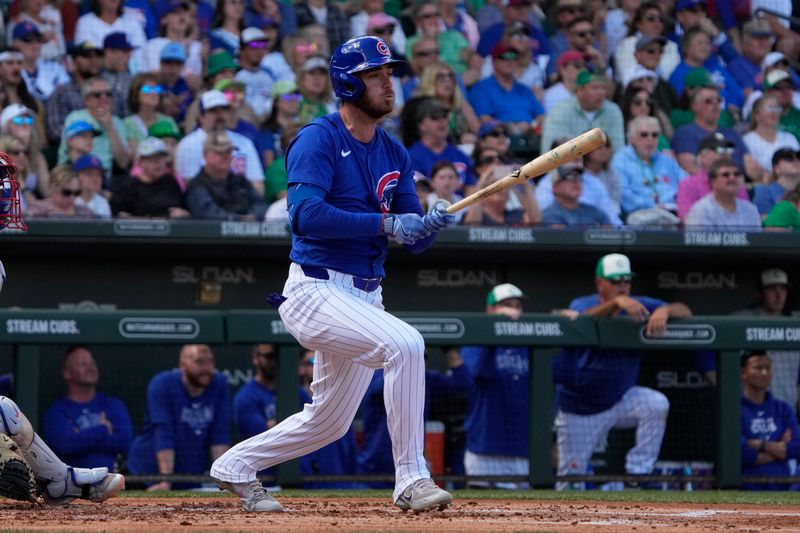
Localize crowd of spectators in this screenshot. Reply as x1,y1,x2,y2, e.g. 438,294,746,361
1,0,800,229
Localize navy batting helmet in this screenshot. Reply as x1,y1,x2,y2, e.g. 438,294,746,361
330,35,405,101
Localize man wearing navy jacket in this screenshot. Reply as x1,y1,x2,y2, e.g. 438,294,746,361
741,349,800,491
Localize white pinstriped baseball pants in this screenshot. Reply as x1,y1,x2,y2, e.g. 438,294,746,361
211,263,430,501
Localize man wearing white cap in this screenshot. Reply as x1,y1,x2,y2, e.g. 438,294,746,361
730,268,799,415
555,253,692,489
175,90,264,195
234,28,278,121
460,282,530,489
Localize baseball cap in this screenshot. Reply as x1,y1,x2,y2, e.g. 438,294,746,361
271,80,298,98
0,103,34,130
367,13,398,32
148,119,182,139
771,147,800,166
12,21,43,41
762,51,789,71
206,51,238,78
302,56,328,73
214,78,245,93
556,50,584,70
486,283,525,306
199,90,230,112
154,0,190,20
160,42,187,63
623,64,658,88
505,21,531,36
203,131,233,153
69,40,101,57
553,161,584,183
576,69,607,86
764,69,792,90
64,120,100,139
241,27,268,45
103,32,132,51
698,132,735,153
684,67,714,89
635,35,667,52
743,17,773,38
760,268,789,288
491,42,518,60
73,154,104,173
137,137,168,158
478,120,506,139
675,0,703,11
595,253,635,280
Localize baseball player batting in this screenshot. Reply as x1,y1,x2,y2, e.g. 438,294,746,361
210,36,456,513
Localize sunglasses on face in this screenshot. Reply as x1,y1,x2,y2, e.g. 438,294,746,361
559,171,583,182
565,61,585,69
280,92,302,101
419,11,439,19
496,51,519,61
426,111,448,120
644,15,663,23
642,47,662,55
639,131,659,138
572,30,594,39
686,5,705,12
715,170,743,178
479,155,499,165
11,116,33,125
373,25,395,35
21,36,43,44
255,350,275,357
560,6,581,14
415,49,440,57
77,51,103,59
436,72,455,82
485,129,506,138
703,97,722,105
61,188,82,197
89,90,112,99
632,97,652,106
247,40,269,49
609,276,632,284
140,84,163,95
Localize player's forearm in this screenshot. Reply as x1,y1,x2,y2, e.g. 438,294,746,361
156,449,176,475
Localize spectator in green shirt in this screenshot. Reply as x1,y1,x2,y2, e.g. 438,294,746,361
764,184,800,230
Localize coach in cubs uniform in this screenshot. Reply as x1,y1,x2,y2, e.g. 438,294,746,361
210,35,456,513
555,253,692,489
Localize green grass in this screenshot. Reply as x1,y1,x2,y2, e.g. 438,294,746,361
124,488,800,505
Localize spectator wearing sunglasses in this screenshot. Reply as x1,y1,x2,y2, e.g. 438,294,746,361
156,42,193,126
57,76,132,173
613,2,680,86
741,53,800,121
0,103,50,200
64,120,100,166
752,148,800,218
685,158,761,229
541,162,611,227
74,0,147,53
24,164,97,219
762,70,800,145
72,154,111,219
727,18,780,95
612,116,686,223
234,28,279,122
352,3,407,55
7,0,67,62
744,95,800,177
541,0,580,65
123,73,180,157
415,61,479,145
543,50,584,113
100,32,133,119
405,1,470,75
138,1,203,81
676,132,750,220
667,0,738,66
12,21,69,103
625,35,678,116
555,253,689,490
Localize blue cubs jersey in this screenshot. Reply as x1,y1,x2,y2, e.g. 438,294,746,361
43,393,133,470
127,370,231,486
461,346,529,457
286,113,423,278
558,294,665,415
741,391,800,490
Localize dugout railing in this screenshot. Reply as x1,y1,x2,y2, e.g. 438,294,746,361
2,309,799,489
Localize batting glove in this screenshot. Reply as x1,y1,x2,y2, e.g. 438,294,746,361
382,213,430,245
422,200,456,232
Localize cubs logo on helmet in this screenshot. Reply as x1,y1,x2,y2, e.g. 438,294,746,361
376,171,400,214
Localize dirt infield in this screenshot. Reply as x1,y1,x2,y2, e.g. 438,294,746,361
2,496,800,532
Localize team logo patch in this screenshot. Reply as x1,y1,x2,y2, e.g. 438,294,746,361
377,41,390,56
376,171,400,213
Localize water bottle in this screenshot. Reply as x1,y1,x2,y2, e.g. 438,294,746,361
567,462,583,491
683,463,693,492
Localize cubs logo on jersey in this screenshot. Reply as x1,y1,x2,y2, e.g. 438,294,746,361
376,171,400,214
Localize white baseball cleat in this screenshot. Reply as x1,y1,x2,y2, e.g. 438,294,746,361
215,479,284,513
394,479,453,513
44,467,125,505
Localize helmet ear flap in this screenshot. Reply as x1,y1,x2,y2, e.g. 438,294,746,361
333,71,364,101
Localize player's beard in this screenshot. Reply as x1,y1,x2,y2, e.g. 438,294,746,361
357,91,394,120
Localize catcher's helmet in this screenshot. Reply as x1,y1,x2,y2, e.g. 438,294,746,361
0,151,26,231
330,35,405,101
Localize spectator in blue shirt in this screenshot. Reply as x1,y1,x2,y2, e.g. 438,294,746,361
43,345,133,471
468,42,543,136
740,350,800,491
127,344,231,490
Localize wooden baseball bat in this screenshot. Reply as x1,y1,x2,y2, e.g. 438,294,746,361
446,128,608,214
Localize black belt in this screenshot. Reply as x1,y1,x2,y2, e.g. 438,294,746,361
301,265,382,292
